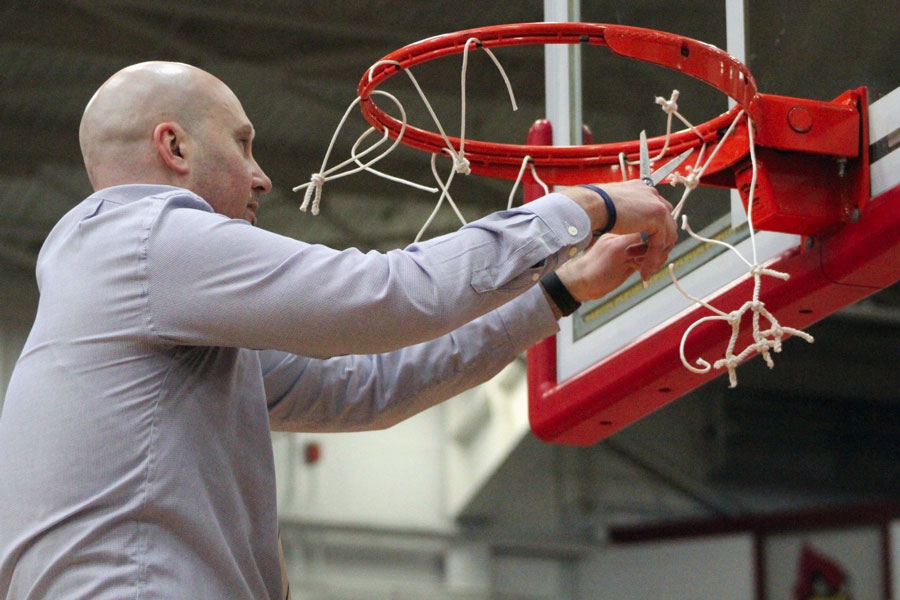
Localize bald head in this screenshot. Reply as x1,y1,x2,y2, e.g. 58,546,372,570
79,62,229,189
78,61,271,220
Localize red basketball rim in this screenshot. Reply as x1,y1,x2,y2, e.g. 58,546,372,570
357,22,758,184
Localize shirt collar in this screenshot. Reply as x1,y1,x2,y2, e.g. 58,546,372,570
88,184,193,205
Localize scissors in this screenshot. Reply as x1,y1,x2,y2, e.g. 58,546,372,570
632,132,692,279
639,130,693,188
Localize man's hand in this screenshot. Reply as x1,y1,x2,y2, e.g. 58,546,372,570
559,180,677,282
555,232,649,304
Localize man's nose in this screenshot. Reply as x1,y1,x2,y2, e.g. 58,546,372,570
253,161,272,194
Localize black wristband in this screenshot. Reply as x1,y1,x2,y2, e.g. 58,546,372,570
578,184,616,237
540,271,582,317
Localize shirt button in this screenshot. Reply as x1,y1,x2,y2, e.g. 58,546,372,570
568,247,578,257
567,225,579,236
532,273,540,282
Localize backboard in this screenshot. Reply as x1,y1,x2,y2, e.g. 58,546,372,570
528,1,900,445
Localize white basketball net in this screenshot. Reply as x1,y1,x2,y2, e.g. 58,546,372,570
293,39,813,387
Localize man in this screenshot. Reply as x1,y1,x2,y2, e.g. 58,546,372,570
0,62,676,598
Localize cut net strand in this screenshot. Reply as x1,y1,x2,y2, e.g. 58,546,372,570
292,90,432,215
666,108,814,387
295,37,518,230
507,157,549,210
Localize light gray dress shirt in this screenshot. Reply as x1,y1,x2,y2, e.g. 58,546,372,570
0,184,591,599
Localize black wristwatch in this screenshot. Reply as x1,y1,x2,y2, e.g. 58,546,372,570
539,271,581,317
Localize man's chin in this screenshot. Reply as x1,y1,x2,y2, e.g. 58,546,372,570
246,204,259,226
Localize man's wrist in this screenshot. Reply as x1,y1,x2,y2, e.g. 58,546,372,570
558,186,614,235
578,185,616,236
539,271,581,318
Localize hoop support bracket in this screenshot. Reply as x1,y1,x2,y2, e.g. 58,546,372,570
726,87,870,237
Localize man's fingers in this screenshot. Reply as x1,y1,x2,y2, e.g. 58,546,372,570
647,214,678,254
610,232,644,253
640,259,662,282
589,180,677,284
625,242,648,258
665,211,678,247
639,227,675,282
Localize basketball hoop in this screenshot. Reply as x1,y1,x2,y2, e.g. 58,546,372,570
296,21,871,395
358,22,867,236
358,22,747,186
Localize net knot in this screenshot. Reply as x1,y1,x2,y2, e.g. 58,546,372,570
768,329,786,350
713,355,742,388
453,154,471,175
655,90,680,115
300,173,326,215
671,167,700,190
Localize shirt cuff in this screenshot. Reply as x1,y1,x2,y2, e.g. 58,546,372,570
522,192,594,253
495,285,560,353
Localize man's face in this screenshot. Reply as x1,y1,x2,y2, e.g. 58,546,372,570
187,86,272,224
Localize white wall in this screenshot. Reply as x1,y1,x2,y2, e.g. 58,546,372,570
495,555,575,600
444,360,531,517
273,405,453,532
577,535,755,600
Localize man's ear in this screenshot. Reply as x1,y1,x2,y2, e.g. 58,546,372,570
153,122,190,175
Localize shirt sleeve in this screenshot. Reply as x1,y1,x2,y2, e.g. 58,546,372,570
262,285,558,432
145,190,590,358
